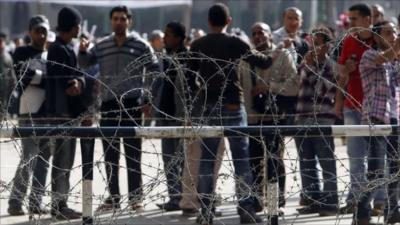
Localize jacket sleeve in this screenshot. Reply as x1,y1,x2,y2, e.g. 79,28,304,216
269,50,299,96
78,46,97,69
143,45,161,104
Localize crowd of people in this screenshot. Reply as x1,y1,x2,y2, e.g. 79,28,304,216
0,2,400,225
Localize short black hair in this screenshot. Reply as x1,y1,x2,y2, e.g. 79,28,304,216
208,3,230,27
398,13,400,26
311,26,333,43
166,21,186,44
349,3,371,17
109,5,132,20
372,20,392,36
0,31,7,40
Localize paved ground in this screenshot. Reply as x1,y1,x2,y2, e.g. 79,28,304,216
0,134,385,225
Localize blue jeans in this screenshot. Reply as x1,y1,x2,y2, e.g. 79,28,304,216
354,136,386,219
294,118,338,208
9,117,51,209
385,118,400,216
343,108,385,205
197,105,254,215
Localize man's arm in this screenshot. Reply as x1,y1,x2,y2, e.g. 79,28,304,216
143,45,161,116
269,50,298,96
374,37,400,65
12,48,37,89
78,37,97,69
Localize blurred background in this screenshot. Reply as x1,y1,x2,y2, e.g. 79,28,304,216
1,0,400,40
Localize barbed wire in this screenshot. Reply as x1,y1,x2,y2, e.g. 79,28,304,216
0,25,399,225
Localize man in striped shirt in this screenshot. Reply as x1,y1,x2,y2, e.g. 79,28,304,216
78,5,160,212
354,20,400,225
294,27,338,216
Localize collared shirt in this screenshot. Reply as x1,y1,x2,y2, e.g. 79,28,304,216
359,48,394,124
296,57,338,120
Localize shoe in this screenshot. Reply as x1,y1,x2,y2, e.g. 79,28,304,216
386,210,400,224
278,207,285,216
51,207,81,220
371,203,384,216
28,206,49,215
181,208,198,217
237,207,262,224
339,203,355,214
196,213,213,225
351,218,382,225
156,201,181,211
319,208,337,217
299,194,314,206
8,206,25,216
214,208,223,217
131,203,143,211
296,205,320,214
95,199,121,213
253,198,263,213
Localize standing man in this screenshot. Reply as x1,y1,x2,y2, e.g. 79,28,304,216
155,21,189,211
240,22,297,215
335,3,385,215
0,31,16,120
272,7,308,66
294,27,339,216
188,3,275,224
354,20,400,225
45,7,84,220
8,15,51,216
272,6,308,207
79,5,160,212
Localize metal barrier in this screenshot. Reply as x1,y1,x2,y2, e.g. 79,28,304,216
2,125,399,138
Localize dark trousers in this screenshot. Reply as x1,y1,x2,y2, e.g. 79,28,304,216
161,120,183,203
51,137,77,209
249,120,286,207
385,118,400,217
100,98,142,203
294,136,338,208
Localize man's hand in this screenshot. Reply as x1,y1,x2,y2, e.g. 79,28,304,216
65,79,82,96
79,37,90,53
335,93,344,119
251,84,269,96
81,116,94,127
304,51,315,66
142,103,152,118
283,38,293,49
343,57,357,75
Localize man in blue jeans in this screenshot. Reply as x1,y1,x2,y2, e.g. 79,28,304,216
335,3,385,216
353,20,400,225
8,15,50,216
188,3,275,224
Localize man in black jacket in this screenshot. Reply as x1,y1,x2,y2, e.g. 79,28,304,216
45,7,84,220
155,21,192,212
8,15,51,216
